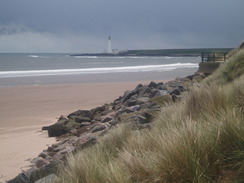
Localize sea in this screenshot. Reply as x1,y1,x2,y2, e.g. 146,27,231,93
0,53,201,87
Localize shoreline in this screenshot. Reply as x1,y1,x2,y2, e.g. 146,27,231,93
0,69,197,87
0,80,169,182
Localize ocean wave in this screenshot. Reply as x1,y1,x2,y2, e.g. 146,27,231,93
0,63,198,78
28,55,51,58
74,56,98,59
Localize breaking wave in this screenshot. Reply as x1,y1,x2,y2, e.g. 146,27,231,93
0,63,198,78
28,55,51,58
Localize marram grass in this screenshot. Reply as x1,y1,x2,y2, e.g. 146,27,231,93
55,48,244,183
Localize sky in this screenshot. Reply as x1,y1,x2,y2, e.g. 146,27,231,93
0,0,243,53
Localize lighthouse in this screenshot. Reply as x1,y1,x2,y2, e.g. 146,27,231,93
108,36,112,54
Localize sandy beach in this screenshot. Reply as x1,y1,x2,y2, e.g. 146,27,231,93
0,80,167,182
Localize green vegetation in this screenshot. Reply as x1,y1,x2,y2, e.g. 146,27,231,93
56,47,244,183
205,47,244,85
119,48,232,57
73,48,232,57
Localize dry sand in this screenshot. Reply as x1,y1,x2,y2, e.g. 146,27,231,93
0,81,166,182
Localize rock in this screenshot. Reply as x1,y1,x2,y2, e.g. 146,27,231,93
125,99,137,107
154,90,168,97
125,105,140,113
38,152,47,159
158,83,167,90
122,90,138,103
58,145,75,155
80,122,91,127
7,173,29,183
170,88,181,95
34,174,57,183
135,83,143,90
93,105,107,113
90,124,106,133
35,158,50,168
148,81,158,88
140,87,158,98
150,89,160,98
76,136,97,149
47,146,55,152
74,116,91,123
101,116,113,123
67,110,94,120
56,117,69,125
136,97,150,105
58,115,68,121
29,161,59,183
31,157,50,168
101,112,115,123
48,124,69,137
41,126,49,131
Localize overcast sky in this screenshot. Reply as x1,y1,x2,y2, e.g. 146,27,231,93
0,0,243,53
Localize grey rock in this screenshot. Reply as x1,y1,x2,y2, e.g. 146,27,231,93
7,173,29,183
125,99,137,107
80,122,91,127
90,124,106,133
170,88,181,95
158,83,167,90
32,157,49,168
74,116,91,123
101,116,113,123
125,105,140,113
41,126,49,131
76,135,97,149
154,90,168,97
135,83,143,90
47,124,69,137
57,115,68,121
67,110,94,120
148,81,158,88
101,112,115,123
136,97,150,105
122,90,138,103
34,174,57,183
38,152,47,159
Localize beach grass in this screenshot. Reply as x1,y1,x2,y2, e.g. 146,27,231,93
55,47,244,183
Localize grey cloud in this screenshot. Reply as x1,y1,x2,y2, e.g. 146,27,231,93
0,0,243,52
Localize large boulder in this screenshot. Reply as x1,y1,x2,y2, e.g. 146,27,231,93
148,81,158,88
48,123,69,137
67,110,94,120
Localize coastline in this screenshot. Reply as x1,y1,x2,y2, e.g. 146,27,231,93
0,70,190,87
0,68,199,181
0,80,169,182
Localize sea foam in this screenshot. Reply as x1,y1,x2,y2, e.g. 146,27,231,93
0,63,198,78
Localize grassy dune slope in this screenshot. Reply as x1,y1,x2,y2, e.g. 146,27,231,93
56,48,244,183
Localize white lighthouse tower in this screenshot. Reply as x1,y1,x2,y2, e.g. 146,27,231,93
108,36,112,54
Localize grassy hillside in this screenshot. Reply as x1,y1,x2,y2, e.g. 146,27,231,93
55,47,244,183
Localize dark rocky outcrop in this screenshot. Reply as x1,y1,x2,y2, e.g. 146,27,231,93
8,72,206,183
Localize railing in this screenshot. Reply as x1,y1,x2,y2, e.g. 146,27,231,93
201,52,228,62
